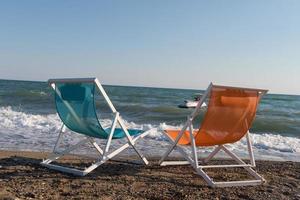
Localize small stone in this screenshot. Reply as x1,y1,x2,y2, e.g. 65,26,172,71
25,192,35,198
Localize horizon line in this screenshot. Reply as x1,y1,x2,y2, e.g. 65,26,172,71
0,78,298,96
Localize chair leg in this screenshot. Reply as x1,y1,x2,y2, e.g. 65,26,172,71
159,117,193,165
42,125,151,176
122,130,150,165
158,143,177,165
203,146,222,164
117,116,150,165
159,132,265,187
52,124,65,153
159,131,195,166
84,131,151,173
41,136,96,176
88,138,103,156
43,138,90,164
40,129,116,176
221,145,265,181
189,124,199,169
195,144,265,187
129,132,150,165
246,132,256,166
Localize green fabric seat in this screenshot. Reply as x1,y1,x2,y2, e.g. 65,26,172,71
55,82,143,139
104,128,142,139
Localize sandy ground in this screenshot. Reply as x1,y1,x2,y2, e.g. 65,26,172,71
0,150,299,200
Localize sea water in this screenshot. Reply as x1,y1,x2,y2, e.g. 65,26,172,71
0,79,299,161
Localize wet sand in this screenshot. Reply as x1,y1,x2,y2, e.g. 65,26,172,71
0,150,299,200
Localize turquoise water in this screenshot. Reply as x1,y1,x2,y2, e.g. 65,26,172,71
0,79,299,161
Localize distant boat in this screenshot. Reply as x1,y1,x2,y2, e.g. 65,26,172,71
178,93,207,108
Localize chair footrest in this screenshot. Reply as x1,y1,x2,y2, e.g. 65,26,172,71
41,162,86,176
212,180,263,187
160,161,191,166
200,164,252,169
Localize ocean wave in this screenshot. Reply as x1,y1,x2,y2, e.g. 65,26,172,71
0,106,59,130
264,95,300,102
0,106,299,161
7,90,49,98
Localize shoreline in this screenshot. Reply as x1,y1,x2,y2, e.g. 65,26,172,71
1,148,299,163
0,150,299,199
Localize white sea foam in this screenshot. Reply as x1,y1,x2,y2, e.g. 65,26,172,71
29,90,47,96
0,106,299,161
0,106,59,130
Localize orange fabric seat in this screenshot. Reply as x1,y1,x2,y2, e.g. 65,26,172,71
165,130,196,145
165,86,260,147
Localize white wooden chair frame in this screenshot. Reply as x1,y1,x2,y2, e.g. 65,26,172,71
41,78,149,176
159,83,268,187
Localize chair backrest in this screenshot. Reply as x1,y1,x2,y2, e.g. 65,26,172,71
54,81,109,139
195,85,264,146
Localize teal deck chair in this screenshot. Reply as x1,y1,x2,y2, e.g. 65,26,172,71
41,78,149,176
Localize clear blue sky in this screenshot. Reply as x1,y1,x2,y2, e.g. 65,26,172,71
0,1,299,94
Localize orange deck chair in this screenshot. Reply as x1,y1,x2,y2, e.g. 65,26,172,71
159,83,268,187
